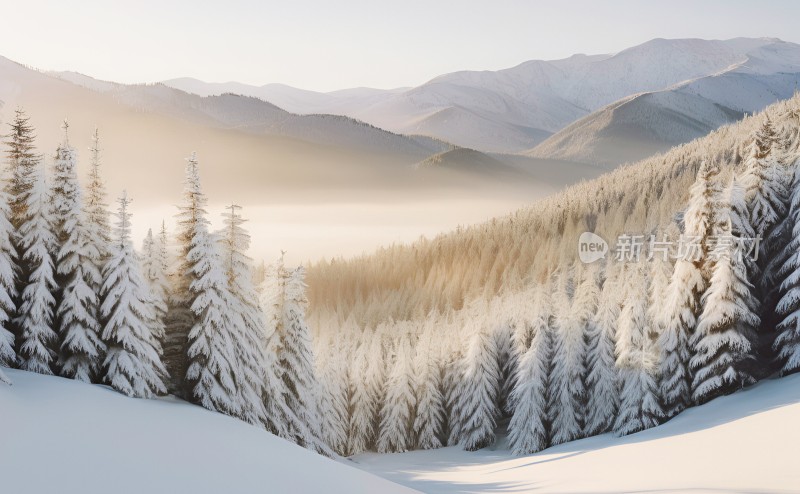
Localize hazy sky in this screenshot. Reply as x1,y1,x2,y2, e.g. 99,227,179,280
0,0,798,91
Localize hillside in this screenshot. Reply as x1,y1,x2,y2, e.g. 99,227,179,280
0,369,417,494
305,93,800,328
353,374,800,493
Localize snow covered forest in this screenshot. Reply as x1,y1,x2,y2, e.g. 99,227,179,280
3,92,800,462
0,110,331,454
305,95,800,456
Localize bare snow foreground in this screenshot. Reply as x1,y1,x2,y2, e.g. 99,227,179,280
0,369,417,494
353,374,800,494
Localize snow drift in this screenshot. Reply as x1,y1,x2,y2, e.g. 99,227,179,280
0,369,416,494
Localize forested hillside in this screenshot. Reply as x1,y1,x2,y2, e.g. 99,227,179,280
305,94,800,457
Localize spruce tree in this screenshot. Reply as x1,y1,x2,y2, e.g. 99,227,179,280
100,192,167,398
84,128,111,331
741,119,791,373
259,257,292,439
614,263,663,436
219,204,270,427
548,268,586,445
316,328,350,455
691,220,759,405
377,331,416,453
181,154,241,417
456,321,501,451
0,191,17,375
347,327,377,454
281,266,326,453
51,123,105,382
584,263,620,435
4,109,40,345
140,227,168,348
15,162,58,374
508,285,552,455
776,160,800,376
412,317,445,450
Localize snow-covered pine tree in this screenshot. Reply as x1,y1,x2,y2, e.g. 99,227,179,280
258,257,292,439
164,155,209,396
0,190,17,375
218,204,271,427
691,215,759,405
316,325,350,455
456,318,501,451
280,265,327,453
507,285,552,455
377,331,416,453
658,161,725,419
444,321,468,447
741,119,791,373
140,227,168,348
412,316,445,450
547,267,587,445
776,159,800,376
181,154,241,417
100,192,167,398
613,262,663,436
584,262,620,435
15,162,58,374
347,326,377,454
51,122,105,382
84,128,111,329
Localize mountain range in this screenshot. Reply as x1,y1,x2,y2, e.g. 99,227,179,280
163,37,800,166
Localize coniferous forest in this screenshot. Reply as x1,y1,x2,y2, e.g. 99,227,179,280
2,93,800,461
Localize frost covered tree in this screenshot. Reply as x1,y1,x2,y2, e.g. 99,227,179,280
258,258,292,439
15,162,58,374
280,266,327,453
508,286,552,455
683,160,725,278
100,192,167,398
219,204,271,427
316,327,350,455
140,227,168,347
412,317,445,450
377,331,416,453
547,268,587,445
776,160,800,376
347,326,377,454
657,162,725,419
691,219,759,405
614,263,663,436
181,154,241,416
0,191,17,375
84,128,111,325
455,320,501,451
51,123,105,382
741,120,790,372
584,263,620,435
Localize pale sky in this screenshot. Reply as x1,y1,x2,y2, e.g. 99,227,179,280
0,0,798,91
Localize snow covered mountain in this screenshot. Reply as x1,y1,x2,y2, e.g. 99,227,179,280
164,37,800,161
0,369,416,494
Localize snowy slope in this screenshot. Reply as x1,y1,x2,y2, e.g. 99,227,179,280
353,374,800,493
528,40,800,166
0,369,417,494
